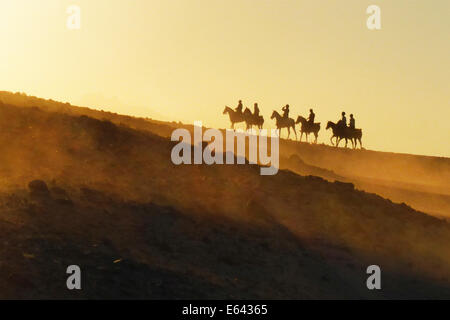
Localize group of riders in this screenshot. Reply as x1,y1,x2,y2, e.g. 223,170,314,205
225,99,362,148
233,99,357,130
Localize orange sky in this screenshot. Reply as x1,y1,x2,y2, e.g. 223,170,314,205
0,0,448,157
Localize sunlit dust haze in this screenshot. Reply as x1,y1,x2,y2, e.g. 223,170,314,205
0,0,448,157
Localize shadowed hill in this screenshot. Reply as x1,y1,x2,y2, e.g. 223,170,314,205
2,91,448,218
280,139,450,193
0,101,449,298
279,141,450,219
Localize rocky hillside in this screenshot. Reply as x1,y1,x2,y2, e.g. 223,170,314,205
0,96,449,298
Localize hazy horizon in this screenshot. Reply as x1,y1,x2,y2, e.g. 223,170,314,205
0,0,449,157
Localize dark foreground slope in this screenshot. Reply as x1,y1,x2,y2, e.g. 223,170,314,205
0,103,449,299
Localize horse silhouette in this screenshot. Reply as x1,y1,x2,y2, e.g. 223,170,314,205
271,110,297,140
223,106,245,129
326,121,363,149
295,116,320,144
350,127,363,149
243,108,264,131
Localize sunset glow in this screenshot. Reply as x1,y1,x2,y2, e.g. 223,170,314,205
0,0,449,156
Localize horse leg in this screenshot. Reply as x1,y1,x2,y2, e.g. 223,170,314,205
330,135,334,146
293,126,297,141
300,131,303,142
314,132,318,144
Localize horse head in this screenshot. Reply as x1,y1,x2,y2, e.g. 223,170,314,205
223,106,231,115
270,110,278,120
326,121,334,130
296,116,306,124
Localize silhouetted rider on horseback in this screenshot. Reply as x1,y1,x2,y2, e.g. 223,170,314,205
349,114,355,129
253,103,260,117
282,104,290,119
235,100,243,114
338,111,347,128
308,109,315,124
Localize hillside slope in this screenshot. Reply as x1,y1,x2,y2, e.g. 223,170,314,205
2,91,448,218
0,101,449,298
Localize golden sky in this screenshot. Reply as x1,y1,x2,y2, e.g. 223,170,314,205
0,0,449,157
